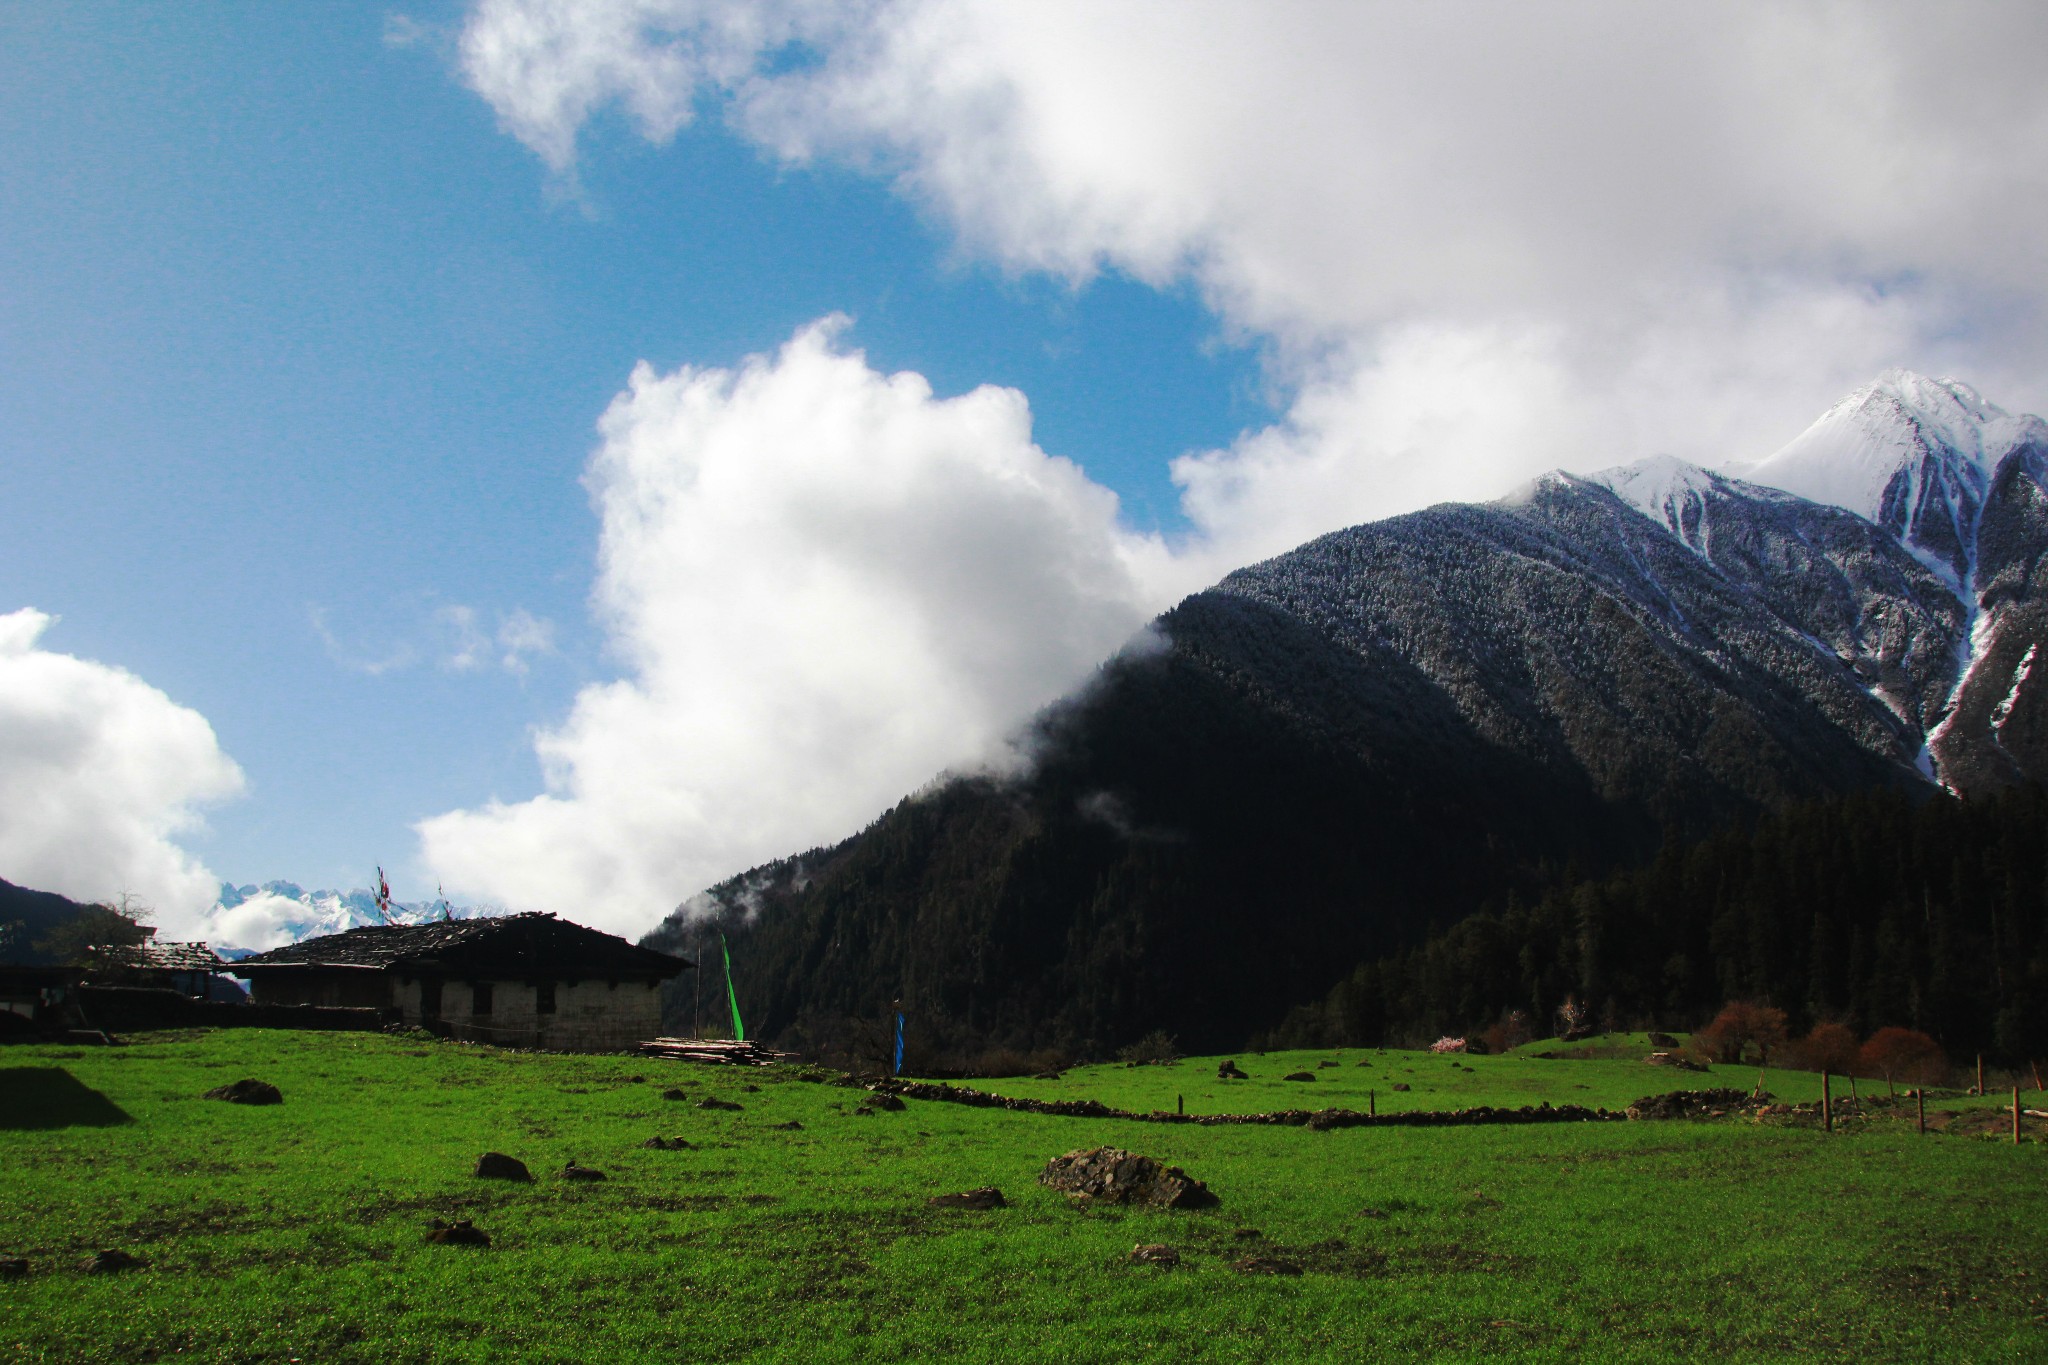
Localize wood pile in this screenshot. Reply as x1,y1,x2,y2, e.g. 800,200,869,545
637,1037,795,1067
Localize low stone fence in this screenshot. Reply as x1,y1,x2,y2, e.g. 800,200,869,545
867,1077,1621,1127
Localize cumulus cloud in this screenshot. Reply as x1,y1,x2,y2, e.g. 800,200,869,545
457,0,2048,542
443,0,2048,925
418,320,1175,933
204,890,316,954
0,609,243,933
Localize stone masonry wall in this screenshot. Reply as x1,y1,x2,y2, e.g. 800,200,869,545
391,975,663,1052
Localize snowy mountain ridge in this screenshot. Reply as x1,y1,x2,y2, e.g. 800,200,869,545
1579,370,2048,792
207,880,490,957
1745,370,2048,594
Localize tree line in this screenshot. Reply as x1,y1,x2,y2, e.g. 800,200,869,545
1265,784,2048,1067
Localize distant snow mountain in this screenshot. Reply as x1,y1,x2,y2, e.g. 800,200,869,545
1590,370,2048,791
207,881,489,957
1745,370,2048,595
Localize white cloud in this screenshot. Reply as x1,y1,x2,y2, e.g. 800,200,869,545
457,0,2048,543
0,609,243,933
204,890,315,954
418,320,1176,933
314,601,556,677
445,0,2048,925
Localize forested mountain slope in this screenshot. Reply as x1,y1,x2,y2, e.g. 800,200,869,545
647,472,1958,1056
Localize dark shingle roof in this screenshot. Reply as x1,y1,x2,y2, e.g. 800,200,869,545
88,942,227,972
234,912,689,980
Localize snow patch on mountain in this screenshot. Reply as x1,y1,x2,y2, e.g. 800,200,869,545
206,880,489,956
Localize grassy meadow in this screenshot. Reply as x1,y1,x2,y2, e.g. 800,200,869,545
2,1029,2045,1363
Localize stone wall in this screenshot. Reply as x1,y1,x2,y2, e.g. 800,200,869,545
394,975,663,1052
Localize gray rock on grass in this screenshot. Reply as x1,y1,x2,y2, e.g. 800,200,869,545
202,1079,282,1105
1040,1147,1218,1209
928,1187,1006,1209
82,1250,143,1274
474,1152,532,1182
425,1219,489,1247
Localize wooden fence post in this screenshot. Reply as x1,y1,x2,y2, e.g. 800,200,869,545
2016,1085,2024,1146
1916,1088,1926,1135
1976,1054,1985,1096
1822,1070,1833,1134
1370,1088,1376,1117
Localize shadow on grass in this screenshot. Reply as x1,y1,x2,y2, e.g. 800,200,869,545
0,1067,133,1129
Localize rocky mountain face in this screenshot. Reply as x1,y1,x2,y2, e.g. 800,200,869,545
643,373,2048,1056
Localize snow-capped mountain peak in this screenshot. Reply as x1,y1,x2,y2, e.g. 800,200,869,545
1743,370,2048,593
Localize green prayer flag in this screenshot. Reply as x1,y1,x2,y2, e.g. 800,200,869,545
721,933,745,1042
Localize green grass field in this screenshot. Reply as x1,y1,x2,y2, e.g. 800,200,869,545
3,1030,2044,1363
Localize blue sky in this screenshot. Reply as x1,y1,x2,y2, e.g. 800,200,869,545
0,4,1265,905
4,2,2046,941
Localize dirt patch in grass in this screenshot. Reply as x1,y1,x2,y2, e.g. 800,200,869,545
626,1193,781,1212
1871,1238,2048,1321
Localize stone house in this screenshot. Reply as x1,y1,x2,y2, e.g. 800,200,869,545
233,912,691,1051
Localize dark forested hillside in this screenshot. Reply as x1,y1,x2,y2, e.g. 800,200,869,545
644,475,1941,1060
1272,785,2048,1065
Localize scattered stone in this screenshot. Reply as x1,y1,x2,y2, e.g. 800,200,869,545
82,1250,144,1274
771,1120,804,1131
696,1097,743,1111
0,1258,26,1278
1232,1256,1302,1276
1357,1208,1388,1219
1282,1071,1315,1082
866,1092,907,1112
561,1161,606,1181
1626,1088,1757,1121
623,1074,645,1083
1216,1060,1248,1080
1040,1147,1219,1209
853,1106,875,1117
661,1088,689,1101
424,1218,489,1247
1129,1244,1180,1268
474,1152,533,1182
1646,1051,1707,1072
1317,1060,1339,1069
1391,1083,1411,1092
641,1137,694,1150
202,1079,282,1105
928,1187,1006,1210
740,1084,761,1093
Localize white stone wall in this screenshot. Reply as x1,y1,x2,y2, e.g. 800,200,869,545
391,974,664,1052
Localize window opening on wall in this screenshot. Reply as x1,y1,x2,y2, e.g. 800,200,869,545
536,981,556,1014
472,982,493,1016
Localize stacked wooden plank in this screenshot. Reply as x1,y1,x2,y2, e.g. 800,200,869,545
637,1036,795,1066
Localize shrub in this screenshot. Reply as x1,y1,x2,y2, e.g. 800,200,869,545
1693,1001,1789,1066
1116,1029,1182,1065
1859,1027,1949,1088
1792,1020,1861,1074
